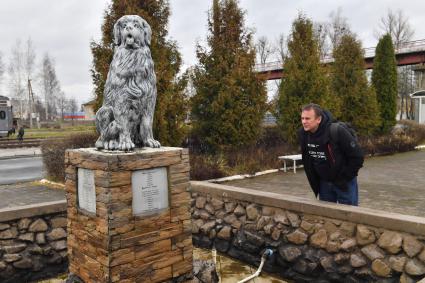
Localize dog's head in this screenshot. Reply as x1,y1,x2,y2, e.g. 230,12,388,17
113,15,151,49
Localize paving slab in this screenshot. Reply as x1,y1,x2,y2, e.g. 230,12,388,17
224,150,425,217
0,183,65,209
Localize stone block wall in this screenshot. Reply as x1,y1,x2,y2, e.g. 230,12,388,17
0,200,68,283
191,181,425,283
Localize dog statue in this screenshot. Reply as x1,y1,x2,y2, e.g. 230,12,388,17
95,15,161,151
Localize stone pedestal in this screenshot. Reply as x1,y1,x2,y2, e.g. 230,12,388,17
65,147,192,283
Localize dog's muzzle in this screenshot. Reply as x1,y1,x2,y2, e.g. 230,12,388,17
123,32,139,49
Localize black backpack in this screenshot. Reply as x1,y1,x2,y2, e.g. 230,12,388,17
330,121,358,143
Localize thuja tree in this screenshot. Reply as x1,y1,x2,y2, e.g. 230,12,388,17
191,0,267,151
277,14,336,144
372,34,398,133
90,0,188,146
332,34,380,136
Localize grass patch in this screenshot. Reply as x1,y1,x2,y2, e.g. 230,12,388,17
24,125,96,139
30,180,65,190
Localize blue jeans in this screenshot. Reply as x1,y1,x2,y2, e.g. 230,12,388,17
319,177,358,206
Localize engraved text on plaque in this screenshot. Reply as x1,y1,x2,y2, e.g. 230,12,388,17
77,168,96,213
132,167,168,215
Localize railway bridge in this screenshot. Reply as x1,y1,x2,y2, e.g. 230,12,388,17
255,39,425,81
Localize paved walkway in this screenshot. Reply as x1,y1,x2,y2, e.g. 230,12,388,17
0,147,41,160
225,150,425,217
0,183,65,209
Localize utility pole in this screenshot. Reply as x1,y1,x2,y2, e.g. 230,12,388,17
27,79,35,128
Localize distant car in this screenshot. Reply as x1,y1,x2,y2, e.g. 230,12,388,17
0,96,13,138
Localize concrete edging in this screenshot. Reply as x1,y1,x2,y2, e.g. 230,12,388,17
190,181,425,237
0,200,67,222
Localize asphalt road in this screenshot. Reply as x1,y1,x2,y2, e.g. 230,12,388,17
0,156,43,185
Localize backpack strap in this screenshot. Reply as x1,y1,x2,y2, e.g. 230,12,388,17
330,122,339,144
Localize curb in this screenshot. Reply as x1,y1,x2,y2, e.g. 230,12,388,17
207,165,304,183
0,153,42,161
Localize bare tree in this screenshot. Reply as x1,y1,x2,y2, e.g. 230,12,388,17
67,97,78,125
398,65,415,120
24,38,36,127
67,97,78,113
311,8,351,59
40,53,61,120
256,36,273,64
24,39,36,78
0,52,5,87
7,38,37,124
8,39,25,119
327,8,351,53
270,34,287,92
57,91,67,121
377,9,414,49
274,33,287,63
313,22,329,58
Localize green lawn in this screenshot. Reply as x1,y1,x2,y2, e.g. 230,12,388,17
24,125,96,139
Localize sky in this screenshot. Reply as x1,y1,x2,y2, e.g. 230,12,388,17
0,0,424,107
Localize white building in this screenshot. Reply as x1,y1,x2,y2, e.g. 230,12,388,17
410,90,425,124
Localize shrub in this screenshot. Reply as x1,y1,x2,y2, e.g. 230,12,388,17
189,127,298,180
359,120,425,156
41,132,98,182
189,153,228,181
398,120,425,143
360,135,417,156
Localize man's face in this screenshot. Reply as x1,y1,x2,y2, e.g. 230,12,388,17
301,109,321,133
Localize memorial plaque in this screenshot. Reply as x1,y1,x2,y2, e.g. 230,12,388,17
132,167,169,215
77,168,96,213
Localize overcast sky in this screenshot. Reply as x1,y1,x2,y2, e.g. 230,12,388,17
1,0,424,106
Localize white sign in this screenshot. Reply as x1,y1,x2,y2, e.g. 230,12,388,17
77,168,96,213
132,167,169,215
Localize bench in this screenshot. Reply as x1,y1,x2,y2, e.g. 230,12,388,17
278,154,302,173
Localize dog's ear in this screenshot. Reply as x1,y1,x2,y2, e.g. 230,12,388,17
141,20,152,46
113,18,122,46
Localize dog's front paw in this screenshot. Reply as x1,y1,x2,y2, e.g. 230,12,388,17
95,138,104,149
146,138,161,148
118,135,135,151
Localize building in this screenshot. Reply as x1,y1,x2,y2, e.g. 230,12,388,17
410,90,425,124
82,99,96,120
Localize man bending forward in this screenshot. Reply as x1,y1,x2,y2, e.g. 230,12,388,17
298,104,364,205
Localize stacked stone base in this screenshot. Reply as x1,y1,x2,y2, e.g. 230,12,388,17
65,147,192,283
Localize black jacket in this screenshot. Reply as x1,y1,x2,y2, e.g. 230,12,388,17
298,111,364,197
